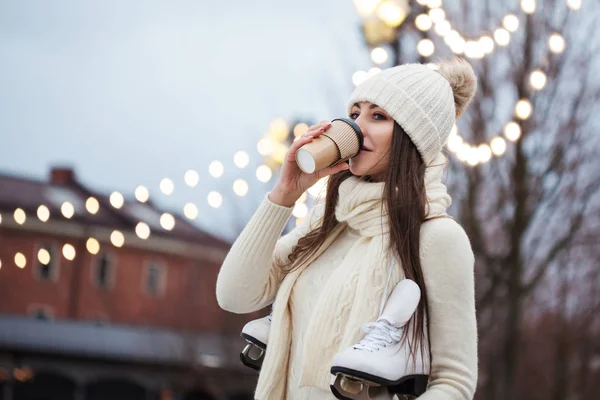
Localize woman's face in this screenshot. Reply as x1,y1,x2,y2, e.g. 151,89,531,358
348,101,395,181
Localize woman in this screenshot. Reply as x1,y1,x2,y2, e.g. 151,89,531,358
216,58,478,400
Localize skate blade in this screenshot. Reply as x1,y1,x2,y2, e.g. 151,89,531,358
330,374,380,400
239,343,264,371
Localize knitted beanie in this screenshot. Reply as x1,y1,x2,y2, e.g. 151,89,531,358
347,58,477,165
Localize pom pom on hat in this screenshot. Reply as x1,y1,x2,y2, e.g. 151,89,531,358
436,57,477,118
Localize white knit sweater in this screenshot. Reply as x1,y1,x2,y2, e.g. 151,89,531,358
216,194,478,399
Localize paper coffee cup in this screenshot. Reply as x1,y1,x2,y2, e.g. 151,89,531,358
296,118,363,174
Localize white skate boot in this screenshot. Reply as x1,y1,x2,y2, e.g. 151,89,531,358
240,313,272,371
330,279,429,400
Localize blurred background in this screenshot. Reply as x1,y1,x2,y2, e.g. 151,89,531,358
0,0,599,399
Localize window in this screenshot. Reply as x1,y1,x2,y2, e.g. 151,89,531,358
28,305,54,321
145,261,166,297
93,252,115,289
35,243,59,281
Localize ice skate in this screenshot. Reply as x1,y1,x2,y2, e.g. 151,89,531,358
330,279,429,400
239,312,272,371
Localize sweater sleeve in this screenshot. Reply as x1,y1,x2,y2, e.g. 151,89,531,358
418,218,478,400
215,193,324,314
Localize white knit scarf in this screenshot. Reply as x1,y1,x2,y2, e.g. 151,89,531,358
254,153,451,399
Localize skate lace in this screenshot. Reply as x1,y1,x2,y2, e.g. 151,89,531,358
353,320,402,352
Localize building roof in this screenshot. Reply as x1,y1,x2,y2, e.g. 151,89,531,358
0,315,241,369
0,168,230,250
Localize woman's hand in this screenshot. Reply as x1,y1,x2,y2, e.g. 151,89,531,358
269,120,350,207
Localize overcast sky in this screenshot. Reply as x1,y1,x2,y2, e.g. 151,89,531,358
0,0,374,240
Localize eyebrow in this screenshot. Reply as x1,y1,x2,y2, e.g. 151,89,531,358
352,102,380,110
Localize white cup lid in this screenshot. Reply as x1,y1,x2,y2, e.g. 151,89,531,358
296,148,316,174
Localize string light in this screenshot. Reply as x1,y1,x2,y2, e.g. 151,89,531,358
207,192,223,208
504,122,522,142
515,99,533,120
548,33,566,53
209,161,224,178
257,138,274,156
86,197,99,214
183,203,199,220
293,123,309,137
529,70,547,90
61,202,75,219
160,213,175,231
567,0,581,10
184,170,199,188
135,222,151,239
86,238,100,255
256,165,273,183
37,205,50,222
110,230,125,247
415,14,433,31
417,39,435,57
502,14,519,32
428,8,445,23
490,137,507,156
160,178,174,196
521,0,536,14
135,186,149,203
62,244,76,261
37,249,51,265
233,179,249,197
233,151,250,169
109,192,124,209
371,47,389,64
15,252,26,269
494,28,510,46
14,208,26,225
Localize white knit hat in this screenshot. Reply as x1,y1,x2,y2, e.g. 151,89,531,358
347,59,477,166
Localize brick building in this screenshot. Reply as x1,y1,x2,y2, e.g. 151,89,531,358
0,168,264,400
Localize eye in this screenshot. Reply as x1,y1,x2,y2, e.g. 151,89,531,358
373,113,387,120
349,112,359,119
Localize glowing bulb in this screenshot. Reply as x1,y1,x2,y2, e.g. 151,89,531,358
449,34,466,54
456,143,470,162
371,47,389,64
14,208,26,225
110,230,125,247
521,0,536,14
37,205,50,222
417,39,435,57
292,203,308,218
491,137,507,156
209,161,224,178
434,20,452,36
268,118,289,142
427,0,442,7
160,213,175,231
109,192,124,209
233,179,249,197
515,99,533,120
503,14,519,32
428,8,445,23
478,144,492,163
184,169,199,188
256,165,273,183
504,122,522,142
61,202,74,219
415,14,433,31
530,69,547,90
567,0,581,10
548,33,565,53
135,222,151,239
467,147,480,166
86,197,99,214
160,178,174,195
135,186,149,203
353,0,381,17
293,123,309,137
15,252,26,268
494,28,510,46
479,35,495,54
447,135,463,152
376,1,408,28
352,70,369,86
62,244,76,261
257,138,274,156
208,191,223,208
234,151,250,168
465,41,484,59
38,249,51,265
86,238,100,255
183,203,199,220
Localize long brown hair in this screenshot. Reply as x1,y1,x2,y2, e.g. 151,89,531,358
277,122,432,369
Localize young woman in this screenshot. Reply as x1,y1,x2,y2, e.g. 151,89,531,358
217,58,479,400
